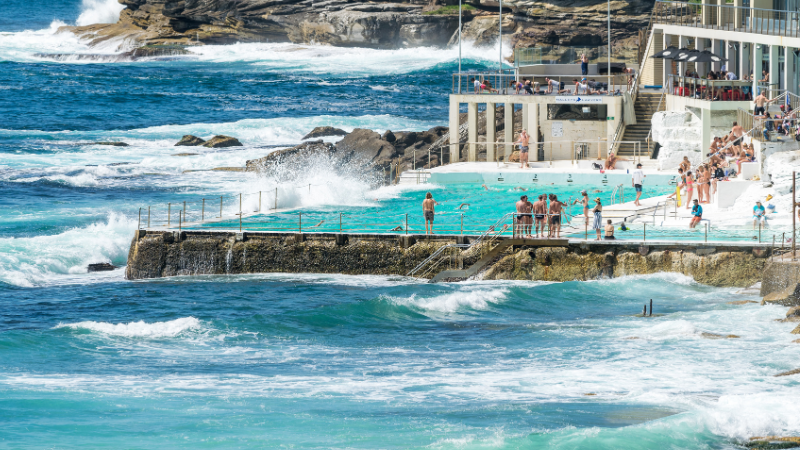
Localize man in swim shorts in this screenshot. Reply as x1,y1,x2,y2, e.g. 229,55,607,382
423,192,437,234
548,194,564,238
532,194,547,238
515,195,533,237
514,129,530,169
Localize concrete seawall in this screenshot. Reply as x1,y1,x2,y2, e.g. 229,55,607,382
126,230,772,287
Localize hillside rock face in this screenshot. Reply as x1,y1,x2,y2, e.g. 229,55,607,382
62,0,654,54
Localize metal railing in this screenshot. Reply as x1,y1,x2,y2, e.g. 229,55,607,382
609,184,625,205
646,91,666,155
654,0,800,38
514,46,636,67
665,74,758,100
452,72,631,95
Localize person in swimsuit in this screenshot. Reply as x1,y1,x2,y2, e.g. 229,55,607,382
679,156,691,173
592,198,603,241
423,192,438,234
753,201,767,230
572,190,590,226
604,219,616,240
514,130,530,169
515,195,532,238
684,170,695,208
668,168,686,200
689,199,703,228
548,194,564,238
532,194,547,238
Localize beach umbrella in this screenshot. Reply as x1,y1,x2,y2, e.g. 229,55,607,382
672,48,694,62
683,50,727,63
650,46,680,59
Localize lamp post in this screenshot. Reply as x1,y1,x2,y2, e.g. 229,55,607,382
458,0,462,93
608,0,611,93
499,0,503,73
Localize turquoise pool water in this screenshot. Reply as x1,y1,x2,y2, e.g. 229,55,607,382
188,183,675,235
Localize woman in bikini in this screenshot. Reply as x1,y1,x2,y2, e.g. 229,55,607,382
695,166,706,203
572,190,590,226
668,168,686,200
685,170,695,208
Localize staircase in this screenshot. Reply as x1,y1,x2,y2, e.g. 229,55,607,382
616,92,664,158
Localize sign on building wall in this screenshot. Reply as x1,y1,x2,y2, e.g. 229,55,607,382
552,122,563,137
554,97,604,104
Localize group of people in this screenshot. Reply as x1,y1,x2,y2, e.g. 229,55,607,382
514,194,566,238
675,68,770,101
754,93,799,141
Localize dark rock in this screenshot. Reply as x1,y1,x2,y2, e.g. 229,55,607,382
302,126,348,140
94,142,129,147
88,263,116,272
787,306,800,318
335,128,396,168
203,135,243,148
382,130,396,143
175,135,206,146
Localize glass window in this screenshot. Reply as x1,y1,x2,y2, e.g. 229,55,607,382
547,104,608,121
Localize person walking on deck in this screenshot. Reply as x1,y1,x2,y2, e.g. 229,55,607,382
632,163,645,207
592,198,603,240
423,192,438,234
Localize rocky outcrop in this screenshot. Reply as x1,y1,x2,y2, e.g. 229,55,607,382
203,135,243,148
302,126,348,140
94,141,129,147
87,263,117,272
246,140,336,173
175,135,206,146
61,0,654,56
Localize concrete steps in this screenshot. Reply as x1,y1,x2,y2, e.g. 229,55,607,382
617,93,664,157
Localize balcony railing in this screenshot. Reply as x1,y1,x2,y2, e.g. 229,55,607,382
654,0,800,38
451,72,631,95
514,46,636,67
665,74,758,100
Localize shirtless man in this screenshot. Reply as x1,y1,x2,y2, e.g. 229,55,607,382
730,121,744,150
423,192,438,234
532,194,547,238
548,194,564,238
579,52,589,76
515,195,533,238
754,91,775,116
514,130,531,169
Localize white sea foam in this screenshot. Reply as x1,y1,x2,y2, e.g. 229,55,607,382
55,317,202,338
76,0,125,26
0,213,134,287
387,287,509,313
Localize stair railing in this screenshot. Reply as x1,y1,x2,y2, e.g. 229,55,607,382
645,91,666,155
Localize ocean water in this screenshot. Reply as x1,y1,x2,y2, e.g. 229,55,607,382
2,1,800,448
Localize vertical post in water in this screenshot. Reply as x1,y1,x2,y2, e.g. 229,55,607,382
299,213,302,233
259,191,262,212
461,213,464,235
705,223,708,242
138,208,141,230
642,305,647,316
759,221,762,243
183,201,186,219
649,299,653,316
179,210,182,232
239,193,242,222
147,206,150,228
202,198,205,222
794,171,797,259
308,184,311,195
220,196,223,218
239,211,242,232
168,203,171,228
585,220,588,240
405,213,408,235
339,212,342,233
643,222,646,241
275,187,278,211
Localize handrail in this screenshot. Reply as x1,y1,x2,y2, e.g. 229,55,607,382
645,91,666,155
653,0,800,38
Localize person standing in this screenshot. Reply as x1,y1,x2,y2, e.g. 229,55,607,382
579,52,588,76
684,170,695,209
632,163,645,206
592,198,603,240
515,195,533,238
689,199,703,228
532,194,547,238
514,130,530,169
423,192,438,234
548,194,564,238
572,190,590,226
